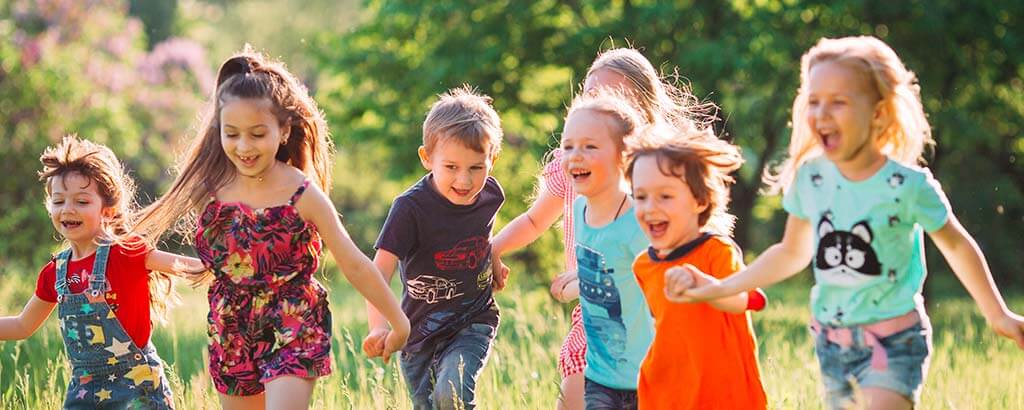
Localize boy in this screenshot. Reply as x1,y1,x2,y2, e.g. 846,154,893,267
363,86,504,410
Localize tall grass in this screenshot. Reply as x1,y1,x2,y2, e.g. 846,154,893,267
2,268,1022,409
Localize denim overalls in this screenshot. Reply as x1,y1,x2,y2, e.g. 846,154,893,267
55,245,174,409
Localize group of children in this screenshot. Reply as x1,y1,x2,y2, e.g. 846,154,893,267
1,35,1023,410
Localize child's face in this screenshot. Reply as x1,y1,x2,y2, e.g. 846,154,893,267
584,68,632,93
220,97,287,178
631,155,707,254
47,172,111,247
418,138,494,206
806,60,884,166
561,110,624,198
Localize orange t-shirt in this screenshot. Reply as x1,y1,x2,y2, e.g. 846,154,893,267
634,234,766,410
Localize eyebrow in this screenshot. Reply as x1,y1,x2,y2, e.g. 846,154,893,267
222,124,269,131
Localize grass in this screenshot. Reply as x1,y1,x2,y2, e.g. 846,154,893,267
1,268,1022,409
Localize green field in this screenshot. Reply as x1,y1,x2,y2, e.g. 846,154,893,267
1,268,1022,409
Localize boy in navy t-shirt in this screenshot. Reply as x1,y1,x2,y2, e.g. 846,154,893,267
364,86,505,410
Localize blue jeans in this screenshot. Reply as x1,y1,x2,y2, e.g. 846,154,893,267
814,320,932,409
400,323,495,410
583,378,637,410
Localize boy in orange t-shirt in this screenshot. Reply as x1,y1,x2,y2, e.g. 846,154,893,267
626,130,767,409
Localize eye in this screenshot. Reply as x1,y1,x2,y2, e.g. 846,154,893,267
445,165,457,170
585,144,598,149
660,194,673,200
634,194,647,201
470,165,484,171
224,133,239,139
51,200,64,205
77,200,89,205
251,133,265,138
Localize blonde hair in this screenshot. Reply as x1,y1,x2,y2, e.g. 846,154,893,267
766,36,933,194
566,87,645,160
625,125,744,236
135,46,333,245
39,135,179,322
422,85,502,158
587,47,716,138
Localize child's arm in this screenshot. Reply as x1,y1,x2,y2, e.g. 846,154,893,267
0,297,55,340
679,215,815,302
300,185,410,362
490,187,563,290
363,249,400,359
929,215,1024,348
491,188,563,257
146,250,205,276
665,265,748,313
549,270,579,303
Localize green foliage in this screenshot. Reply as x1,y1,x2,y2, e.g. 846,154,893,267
312,0,1024,285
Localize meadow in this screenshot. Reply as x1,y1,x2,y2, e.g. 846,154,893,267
1,264,1022,409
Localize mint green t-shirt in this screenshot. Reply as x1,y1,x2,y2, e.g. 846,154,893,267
783,157,950,326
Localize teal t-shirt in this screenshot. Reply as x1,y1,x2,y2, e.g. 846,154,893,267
573,196,654,390
783,157,950,326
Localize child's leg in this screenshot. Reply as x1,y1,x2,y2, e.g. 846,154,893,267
558,372,585,410
862,387,913,410
218,392,266,410
432,323,496,410
399,346,438,410
264,376,316,410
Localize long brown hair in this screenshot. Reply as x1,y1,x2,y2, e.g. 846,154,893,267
39,135,179,322
135,46,333,244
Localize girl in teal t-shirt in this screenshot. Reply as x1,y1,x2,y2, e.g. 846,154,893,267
675,36,1024,410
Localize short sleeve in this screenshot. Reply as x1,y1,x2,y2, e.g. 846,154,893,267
116,242,153,280
375,197,418,260
910,169,951,232
34,261,58,303
782,166,807,220
541,149,570,199
707,239,744,280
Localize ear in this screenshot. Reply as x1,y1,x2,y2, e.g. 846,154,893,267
417,146,432,171
850,221,873,244
818,217,834,238
871,100,892,139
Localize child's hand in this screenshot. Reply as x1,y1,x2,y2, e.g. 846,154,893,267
491,256,510,291
550,271,579,303
381,319,410,364
990,311,1024,349
664,265,696,303
362,327,390,358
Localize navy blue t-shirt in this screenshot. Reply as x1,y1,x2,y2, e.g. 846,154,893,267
375,173,504,353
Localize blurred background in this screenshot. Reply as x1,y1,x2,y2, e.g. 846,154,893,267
1,1,1023,408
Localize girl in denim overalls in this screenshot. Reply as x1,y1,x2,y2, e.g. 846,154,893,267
0,135,202,409
675,36,1024,409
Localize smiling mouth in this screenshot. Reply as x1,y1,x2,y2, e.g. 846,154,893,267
819,131,839,151
569,168,591,180
647,221,668,237
452,188,471,196
238,154,259,166
61,220,83,229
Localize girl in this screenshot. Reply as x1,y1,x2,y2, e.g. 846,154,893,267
133,49,410,410
554,87,652,409
0,135,201,409
625,128,766,409
489,47,714,410
677,36,1024,409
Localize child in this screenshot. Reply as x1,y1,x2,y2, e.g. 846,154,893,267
554,87,653,410
361,86,504,410
625,129,766,409
133,49,410,409
0,135,201,409
489,47,713,410
677,36,1024,409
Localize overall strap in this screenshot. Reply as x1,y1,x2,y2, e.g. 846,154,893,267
288,180,311,206
54,248,74,296
88,244,112,294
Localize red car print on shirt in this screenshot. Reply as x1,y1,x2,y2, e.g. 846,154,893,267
434,236,489,271
407,275,464,304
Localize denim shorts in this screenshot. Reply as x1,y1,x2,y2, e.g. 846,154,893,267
813,319,932,409
583,378,637,410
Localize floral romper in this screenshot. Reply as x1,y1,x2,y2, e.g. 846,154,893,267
195,180,332,396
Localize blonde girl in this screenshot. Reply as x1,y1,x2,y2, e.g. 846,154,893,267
678,36,1024,409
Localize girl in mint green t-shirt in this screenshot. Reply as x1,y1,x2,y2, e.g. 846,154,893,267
674,36,1024,410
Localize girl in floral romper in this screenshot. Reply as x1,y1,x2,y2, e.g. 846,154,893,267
135,48,409,409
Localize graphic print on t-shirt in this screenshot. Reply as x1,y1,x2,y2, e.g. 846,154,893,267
406,275,464,304
815,216,882,287
577,244,627,359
